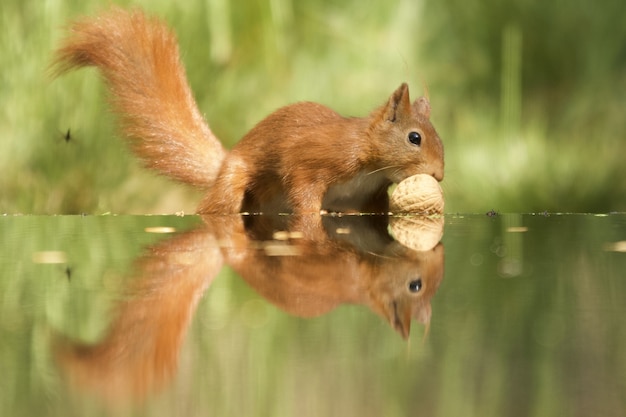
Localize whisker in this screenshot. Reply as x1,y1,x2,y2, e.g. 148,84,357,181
366,165,401,176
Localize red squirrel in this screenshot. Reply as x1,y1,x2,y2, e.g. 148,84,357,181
52,8,444,214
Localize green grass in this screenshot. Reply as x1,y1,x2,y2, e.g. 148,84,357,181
2,0,625,214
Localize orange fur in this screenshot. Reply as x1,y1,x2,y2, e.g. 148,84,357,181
54,229,222,404
54,214,443,405
208,215,445,339
52,8,225,188
53,8,444,213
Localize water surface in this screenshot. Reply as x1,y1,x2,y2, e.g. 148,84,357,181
1,213,624,416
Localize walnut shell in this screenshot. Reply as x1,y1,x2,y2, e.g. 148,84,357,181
389,214,444,252
389,174,444,214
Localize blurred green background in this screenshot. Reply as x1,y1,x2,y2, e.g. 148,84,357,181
2,0,625,214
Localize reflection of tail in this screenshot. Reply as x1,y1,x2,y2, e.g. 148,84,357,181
54,227,221,404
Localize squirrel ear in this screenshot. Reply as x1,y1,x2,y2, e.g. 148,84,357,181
384,83,411,122
413,96,431,118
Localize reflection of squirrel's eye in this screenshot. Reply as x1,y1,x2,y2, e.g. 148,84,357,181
408,131,422,146
408,278,422,293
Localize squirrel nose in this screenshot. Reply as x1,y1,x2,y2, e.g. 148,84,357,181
432,168,444,182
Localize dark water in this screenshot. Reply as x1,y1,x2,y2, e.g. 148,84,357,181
1,213,625,416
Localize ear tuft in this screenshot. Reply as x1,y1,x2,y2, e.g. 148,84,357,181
413,97,431,118
384,83,411,122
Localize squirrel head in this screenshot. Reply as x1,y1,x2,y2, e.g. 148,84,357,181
365,242,445,339
368,83,444,183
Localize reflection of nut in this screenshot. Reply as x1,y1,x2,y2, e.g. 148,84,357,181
389,215,444,252
390,174,444,214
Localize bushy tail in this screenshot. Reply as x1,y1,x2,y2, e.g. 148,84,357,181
52,7,226,188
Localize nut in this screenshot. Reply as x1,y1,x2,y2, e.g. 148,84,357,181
390,174,444,214
389,215,444,251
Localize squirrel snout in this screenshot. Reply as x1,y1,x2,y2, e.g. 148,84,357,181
432,167,444,182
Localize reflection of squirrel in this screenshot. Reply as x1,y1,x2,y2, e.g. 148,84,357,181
55,214,443,405
212,214,445,339
53,8,444,214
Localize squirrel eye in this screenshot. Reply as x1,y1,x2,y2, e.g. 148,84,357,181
408,278,422,293
408,131,422,146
